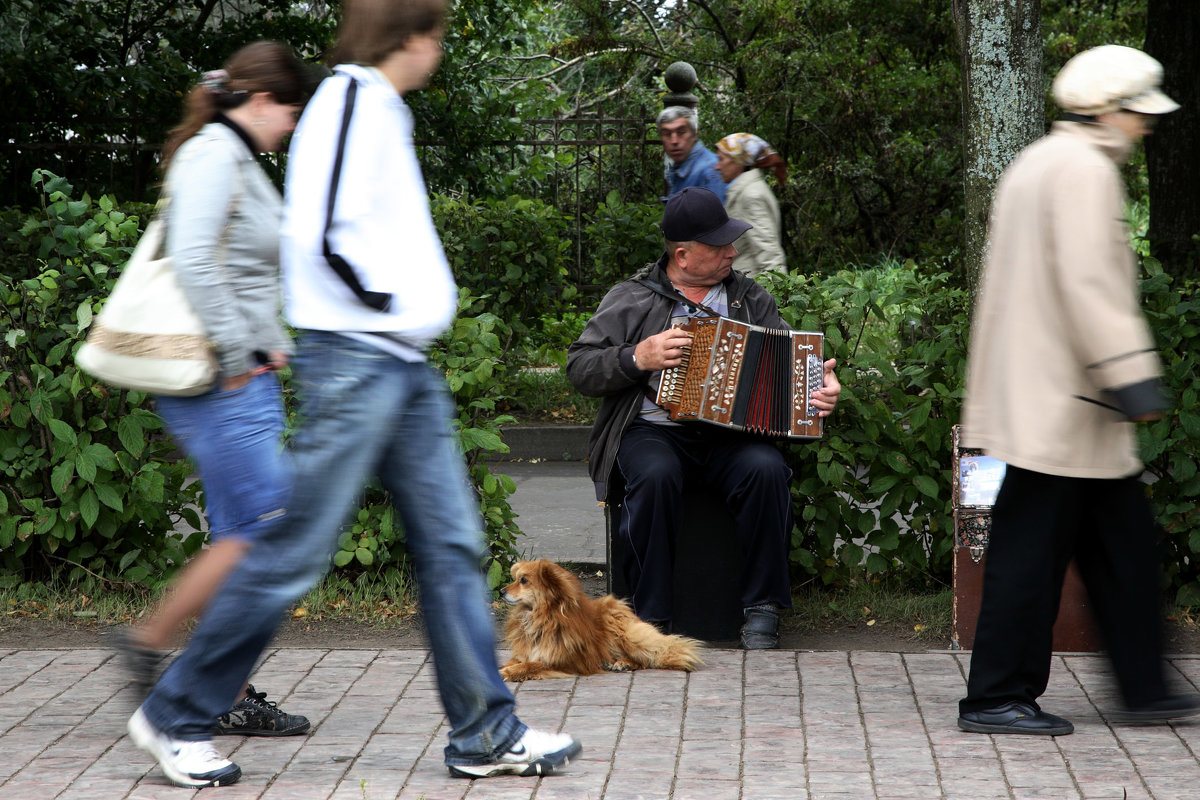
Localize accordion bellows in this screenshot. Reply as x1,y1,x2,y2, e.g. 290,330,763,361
655,316,824,439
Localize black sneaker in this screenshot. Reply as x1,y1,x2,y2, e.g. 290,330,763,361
958,701,1074,736
1112,693,1200,725
213,685,311,737
113,628,168,699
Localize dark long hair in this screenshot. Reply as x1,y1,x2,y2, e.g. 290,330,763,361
161,41,311,171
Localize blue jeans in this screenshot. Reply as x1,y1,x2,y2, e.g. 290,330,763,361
155,374,290,542
141,331,525,766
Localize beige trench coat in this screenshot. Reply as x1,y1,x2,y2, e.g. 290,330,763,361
962,121,1163,479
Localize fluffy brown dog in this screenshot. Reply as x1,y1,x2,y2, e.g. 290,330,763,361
499,559,703,681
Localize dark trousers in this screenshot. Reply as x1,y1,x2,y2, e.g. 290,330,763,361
960,465,1168,715
615,419,794,625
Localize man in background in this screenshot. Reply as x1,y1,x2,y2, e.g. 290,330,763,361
658,105,726,200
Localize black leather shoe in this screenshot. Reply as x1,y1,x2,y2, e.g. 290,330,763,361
958,701,1074,736
740,605,780,650
1113,693,1200,725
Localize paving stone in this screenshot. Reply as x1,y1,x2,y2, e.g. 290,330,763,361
4,646,1200,798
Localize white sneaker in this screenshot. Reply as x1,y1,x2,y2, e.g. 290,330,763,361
447,727,582,778
128,706,242,788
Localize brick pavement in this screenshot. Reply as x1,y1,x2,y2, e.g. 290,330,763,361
3,645,1200,799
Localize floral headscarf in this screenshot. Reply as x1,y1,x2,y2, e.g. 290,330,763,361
716,133,788,185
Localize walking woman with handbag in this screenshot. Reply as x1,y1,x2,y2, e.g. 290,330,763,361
117,42,315,783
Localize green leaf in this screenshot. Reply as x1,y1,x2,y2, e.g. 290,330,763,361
912,474,939,499
78,488,99,528
333,550,354,567
487,558,504,589
76,451,97,483
51,460,75,495
93,482,124,512
118,416,145,457
46,339,72,367
76,301,94,331
119,548,143,572
865,553,890,573
83,442,118,470
355,548,374,566
47,418,77,446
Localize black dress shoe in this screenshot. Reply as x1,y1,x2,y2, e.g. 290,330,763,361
1113,693,1200,724
740,605,780,650
958,701,1074,736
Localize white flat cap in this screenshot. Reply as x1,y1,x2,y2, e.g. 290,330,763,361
1053,44,1179,116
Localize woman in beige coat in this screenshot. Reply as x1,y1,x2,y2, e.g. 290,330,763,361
715,133,788,276
957,44,1200,738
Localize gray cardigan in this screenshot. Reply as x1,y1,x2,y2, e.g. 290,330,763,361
163,121,293,378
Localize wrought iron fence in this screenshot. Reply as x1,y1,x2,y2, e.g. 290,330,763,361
2,106,665,280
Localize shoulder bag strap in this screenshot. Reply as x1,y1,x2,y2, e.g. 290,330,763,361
322,77,392,312
634,276,723,318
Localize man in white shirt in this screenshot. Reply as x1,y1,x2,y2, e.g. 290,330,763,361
280,0,581,779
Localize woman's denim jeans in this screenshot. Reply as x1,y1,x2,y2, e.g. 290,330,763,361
141,332,525,765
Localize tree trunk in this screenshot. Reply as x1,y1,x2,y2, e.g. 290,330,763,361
1145,0,1200,276
954,0,1043,297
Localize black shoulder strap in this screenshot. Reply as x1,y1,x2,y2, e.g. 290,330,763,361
322,77,392,312
635,276,723,318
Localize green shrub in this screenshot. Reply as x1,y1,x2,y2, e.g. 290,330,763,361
433,193,574,338
0,170,202,591
769,252,1200,603
582,191,663,292
1137,259,1200,607
1,172,529,593
765,260,969,587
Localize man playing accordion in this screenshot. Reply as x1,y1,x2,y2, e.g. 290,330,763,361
567,187,841,649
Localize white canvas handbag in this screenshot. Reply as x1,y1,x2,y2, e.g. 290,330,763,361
76,209,218,396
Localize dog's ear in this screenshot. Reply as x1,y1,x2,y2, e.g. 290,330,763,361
510,561,524,579
537,561,582,606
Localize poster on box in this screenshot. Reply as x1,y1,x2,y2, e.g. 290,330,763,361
959,455,1006,508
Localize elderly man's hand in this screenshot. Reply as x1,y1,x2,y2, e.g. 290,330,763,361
633,329,694,371
811,358,841,417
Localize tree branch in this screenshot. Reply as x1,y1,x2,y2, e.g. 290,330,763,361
624,0,667,53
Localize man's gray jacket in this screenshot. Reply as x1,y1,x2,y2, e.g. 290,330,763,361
566,255,786,501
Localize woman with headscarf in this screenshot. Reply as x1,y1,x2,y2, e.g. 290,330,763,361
715,133,788,277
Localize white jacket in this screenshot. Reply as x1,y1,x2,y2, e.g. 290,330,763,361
282,65,456,348
726,168,787,276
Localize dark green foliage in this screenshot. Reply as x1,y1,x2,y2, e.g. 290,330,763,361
0,0,340,206
432,296,525,588
433,194,575,336
583,192,664,291
765,262,968,587
0,171,203,591
1136,258,1200,607
0,173,525,592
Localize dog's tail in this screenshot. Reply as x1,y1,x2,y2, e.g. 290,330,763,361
650,632,705,672
622,618,704,671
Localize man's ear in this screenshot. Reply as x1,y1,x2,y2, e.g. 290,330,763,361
672,244,690,269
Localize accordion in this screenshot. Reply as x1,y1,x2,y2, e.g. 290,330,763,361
654,316,825,439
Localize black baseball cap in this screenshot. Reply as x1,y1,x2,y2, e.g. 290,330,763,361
661,187,752,245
